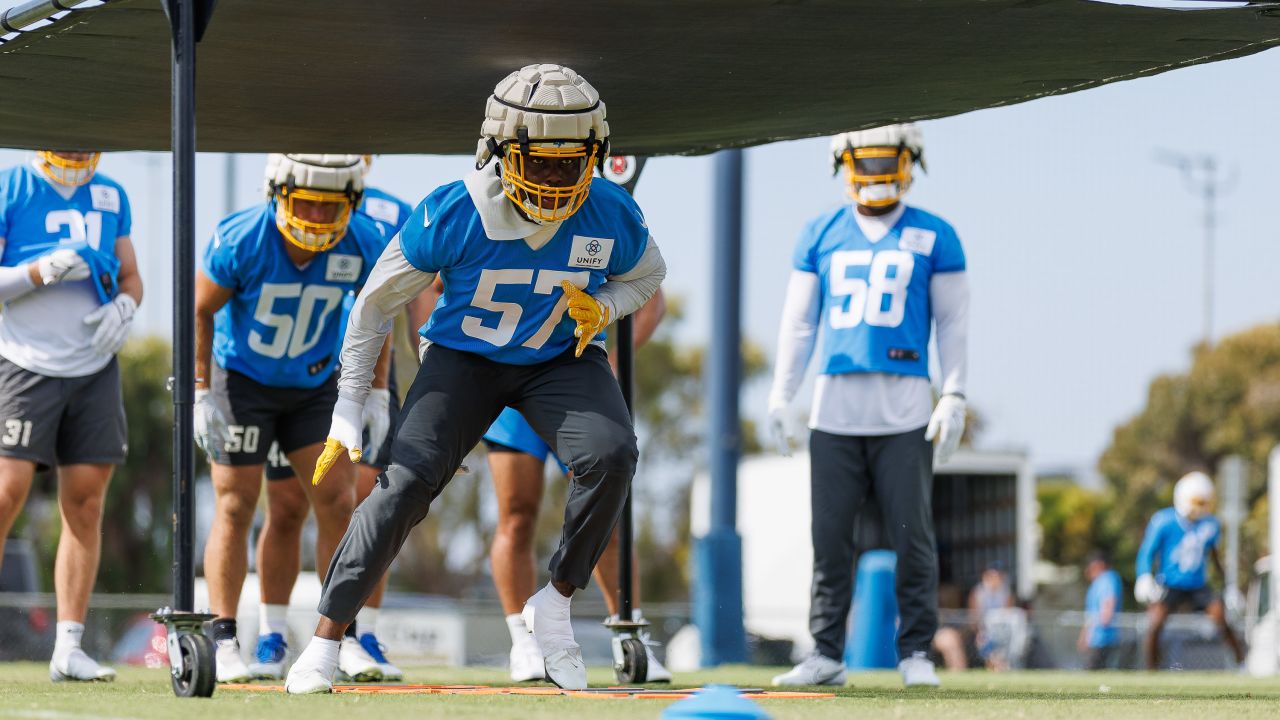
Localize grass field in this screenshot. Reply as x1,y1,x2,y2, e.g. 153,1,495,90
4,663,1280,720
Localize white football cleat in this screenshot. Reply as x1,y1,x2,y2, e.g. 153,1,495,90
898,651,941,688
248,632,288,680
337,635,384,682
49,648,116,682
215,638,253,683
638,630,672,683
521,587,587,690
771,653,847,686
358,632,403,682
509,634,545,682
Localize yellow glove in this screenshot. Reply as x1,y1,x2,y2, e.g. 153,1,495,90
560,280,611,357
312,397,363,485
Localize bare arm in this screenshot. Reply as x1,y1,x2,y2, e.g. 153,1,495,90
195,271,233,390
114,235,143,305
372,335,392,390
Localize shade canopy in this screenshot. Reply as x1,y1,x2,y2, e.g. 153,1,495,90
0,0,1277,156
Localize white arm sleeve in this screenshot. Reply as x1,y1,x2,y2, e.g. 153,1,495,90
930,271,969,397
0,264,35,303
767,270,821,410
593,236,666,319
338,236,437,404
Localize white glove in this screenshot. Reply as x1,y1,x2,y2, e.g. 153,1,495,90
193,389,229,458
82,294,137,356
767,401,794,457
361,388,391,465
36,248,90,286
1134,573,1165,605
313,395,364,485
925,393,966,465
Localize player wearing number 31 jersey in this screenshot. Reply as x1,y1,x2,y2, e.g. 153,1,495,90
286,64,665,694
194,154,389,685
769,124,969,690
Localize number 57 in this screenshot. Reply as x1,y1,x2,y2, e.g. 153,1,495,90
462,269,590,349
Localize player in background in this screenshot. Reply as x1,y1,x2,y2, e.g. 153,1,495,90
0,151,141,682
285,63,665,694
768,124,968,688
250,155,411,681
194,154,389,684
1134,471,1244,670
411,279,669,682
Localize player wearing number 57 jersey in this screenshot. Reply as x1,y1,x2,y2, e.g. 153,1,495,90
194,154,390,685
769,124,969,689
286,64,665,694
0,151,144,683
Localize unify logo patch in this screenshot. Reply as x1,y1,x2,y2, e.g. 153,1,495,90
899,227,936,256
325,253,362,283
568,235,614,269
89,184,120,213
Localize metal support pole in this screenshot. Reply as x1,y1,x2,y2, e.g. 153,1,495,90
170,0,196,613
695,148,748,666
616,315,635,621
1219,455,1245,607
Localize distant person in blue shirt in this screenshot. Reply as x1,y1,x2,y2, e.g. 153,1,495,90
1079,550,1122,670
1134,471,1243,669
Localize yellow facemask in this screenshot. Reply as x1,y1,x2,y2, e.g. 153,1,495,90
37,151,101,187
273,187,356,252
839,146,914,208
499,138,600,224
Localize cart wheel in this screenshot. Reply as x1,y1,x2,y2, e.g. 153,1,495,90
615,637,649,684
171,633,216,698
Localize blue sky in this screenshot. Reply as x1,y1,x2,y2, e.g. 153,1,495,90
1,6,1278,478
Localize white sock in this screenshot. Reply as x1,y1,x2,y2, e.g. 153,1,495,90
54,621,84,656
538,582,572,611
506,613,531,646
355,607,379,635
260,604,289,637
296,637,340,671
527,584,575,652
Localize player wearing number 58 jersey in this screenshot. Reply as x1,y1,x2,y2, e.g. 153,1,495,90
0,151,144,683
286,64,665,694
194,154,389,685
769,124,969,689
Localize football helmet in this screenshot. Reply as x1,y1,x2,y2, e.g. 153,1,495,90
475,64,610,224
264,154,364,252
1173,471,1215,521
36,151,101,187
830,124,924,208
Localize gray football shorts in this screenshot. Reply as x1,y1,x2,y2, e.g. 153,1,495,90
207,364,335,467
0,355,127,470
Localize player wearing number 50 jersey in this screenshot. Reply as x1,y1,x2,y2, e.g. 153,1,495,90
286,64,665,694
0,151,143,684
194,154,390,685
769,124,969,690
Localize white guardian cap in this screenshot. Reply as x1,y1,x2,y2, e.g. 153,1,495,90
475,63,610,224
830,123,925,208
1173,471,1215,521
264,153,364,252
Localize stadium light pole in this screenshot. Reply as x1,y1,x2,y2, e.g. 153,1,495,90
1155,150,1234,347
695,148,748,666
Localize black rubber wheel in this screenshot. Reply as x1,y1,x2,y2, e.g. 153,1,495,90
615,637,649,684
170,633,216,698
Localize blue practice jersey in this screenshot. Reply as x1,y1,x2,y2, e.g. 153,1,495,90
204,201,385,389
399,178,649,365
1136,507,1220,591
794,204,965,379
1084,569,1122,648
359,186,414,240
0,164,130,304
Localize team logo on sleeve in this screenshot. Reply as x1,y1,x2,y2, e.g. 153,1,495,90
324,254,363,283
363,197,400,226
899,227,936,256
89,185,120,213
569,235,614,269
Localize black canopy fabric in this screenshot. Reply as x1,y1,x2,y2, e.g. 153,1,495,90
1,0,1278,156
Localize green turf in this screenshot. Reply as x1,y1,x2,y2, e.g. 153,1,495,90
3,663,1280,719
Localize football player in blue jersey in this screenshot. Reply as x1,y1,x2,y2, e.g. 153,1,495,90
194,154,391,684
1134,471,1244,669
250,155,413,681
414,278,670,681
285,64,666,694
768,124,968,688
0,150,142,683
